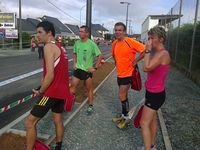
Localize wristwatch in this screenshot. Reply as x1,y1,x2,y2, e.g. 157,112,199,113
39,90,44,95
145,49,151,54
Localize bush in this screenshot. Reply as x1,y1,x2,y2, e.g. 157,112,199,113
66,37,76,46
167,21,200,85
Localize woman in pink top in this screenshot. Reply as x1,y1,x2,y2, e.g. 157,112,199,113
139,26,171,150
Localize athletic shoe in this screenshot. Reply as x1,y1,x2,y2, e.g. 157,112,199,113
136,145,157,150
112,115,123,123
55,142,62,150
87,105,94,115
116,118,130,129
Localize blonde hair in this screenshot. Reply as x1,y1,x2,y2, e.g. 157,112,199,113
148,26,166,43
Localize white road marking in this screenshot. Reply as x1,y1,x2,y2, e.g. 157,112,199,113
0,58,73,87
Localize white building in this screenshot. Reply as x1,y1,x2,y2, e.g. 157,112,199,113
141,15,182,43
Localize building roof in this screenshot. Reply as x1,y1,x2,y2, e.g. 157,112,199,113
142,14,183,25
17,18,36,33
41,15,72,34
65,23,79,35
149,14,183,24
92,24,109,31
27,18,40,27
91,29,103,38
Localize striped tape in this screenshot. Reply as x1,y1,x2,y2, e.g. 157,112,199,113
0,93,36,114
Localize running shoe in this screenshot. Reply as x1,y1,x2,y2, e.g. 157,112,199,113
112,114,124,123
87,105,94,115
136,145,157,150
116,118,130,129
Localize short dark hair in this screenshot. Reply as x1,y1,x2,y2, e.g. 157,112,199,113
114,22,126,31
36,21,55,37
80,25,90,33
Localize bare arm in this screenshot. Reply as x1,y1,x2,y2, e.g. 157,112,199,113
132,52,145,66
33,44,55,95
143,52,162,72
143,39,162,72
39,45,55,93
95,54,103,68
87,54,103,73
73,53,77,70
112,55,116,66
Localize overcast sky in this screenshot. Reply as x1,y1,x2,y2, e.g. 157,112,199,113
0,0,177,33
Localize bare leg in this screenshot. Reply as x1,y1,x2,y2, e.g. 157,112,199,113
52,112,64,143
151,113,157,146
140,106,157,150
118,85,130,102
70,76,80,95
85,77,93,105
24,114,40,150
118,85,130,117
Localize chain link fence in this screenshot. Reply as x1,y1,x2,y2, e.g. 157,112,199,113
166,0,200,85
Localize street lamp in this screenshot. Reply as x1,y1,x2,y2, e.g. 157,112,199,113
80,4,86,26
19,0,22,50
120,1,131,34
86,0,92,39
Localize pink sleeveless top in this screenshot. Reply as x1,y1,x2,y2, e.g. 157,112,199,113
145,51,170,93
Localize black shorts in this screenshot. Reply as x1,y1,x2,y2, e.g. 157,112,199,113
73,69,93,80
117,76,132,86
145,90,166,110
31,96,64,118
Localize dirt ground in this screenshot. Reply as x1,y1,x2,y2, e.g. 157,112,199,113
74,62,115,103
0,62,115,150
0,133,26,150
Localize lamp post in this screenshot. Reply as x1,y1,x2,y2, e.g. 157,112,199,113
86,0,92,39
80,4,86,26
120,1,131,34
19,0,22,50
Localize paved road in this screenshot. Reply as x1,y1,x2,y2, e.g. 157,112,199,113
0,44,111,128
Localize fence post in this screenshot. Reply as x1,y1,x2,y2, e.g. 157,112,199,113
174,0,183,62
167,8,173,52
189,0,199,72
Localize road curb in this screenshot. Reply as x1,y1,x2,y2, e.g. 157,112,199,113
158,109,173,150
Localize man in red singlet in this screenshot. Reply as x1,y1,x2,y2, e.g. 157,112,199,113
24,21,70,150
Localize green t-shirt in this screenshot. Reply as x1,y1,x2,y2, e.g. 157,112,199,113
73,39,101,71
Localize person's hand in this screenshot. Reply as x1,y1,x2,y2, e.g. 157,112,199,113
87,67,96,73
32,89,40,96
132,61,137,67
145,39,152,51
73,64,77,70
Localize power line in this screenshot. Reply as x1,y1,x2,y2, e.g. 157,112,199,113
46,0,80,22
55,0,81,9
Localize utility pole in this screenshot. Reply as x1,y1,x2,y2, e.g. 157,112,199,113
189,0,199,72
129,20,132,35
19,0,22,50
86,0,92,39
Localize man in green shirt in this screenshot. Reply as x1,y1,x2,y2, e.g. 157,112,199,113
70,25,102,115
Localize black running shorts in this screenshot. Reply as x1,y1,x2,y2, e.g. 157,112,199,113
145,90,166,111
117,76,132,86
31,96,64,118
73,69,93,80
